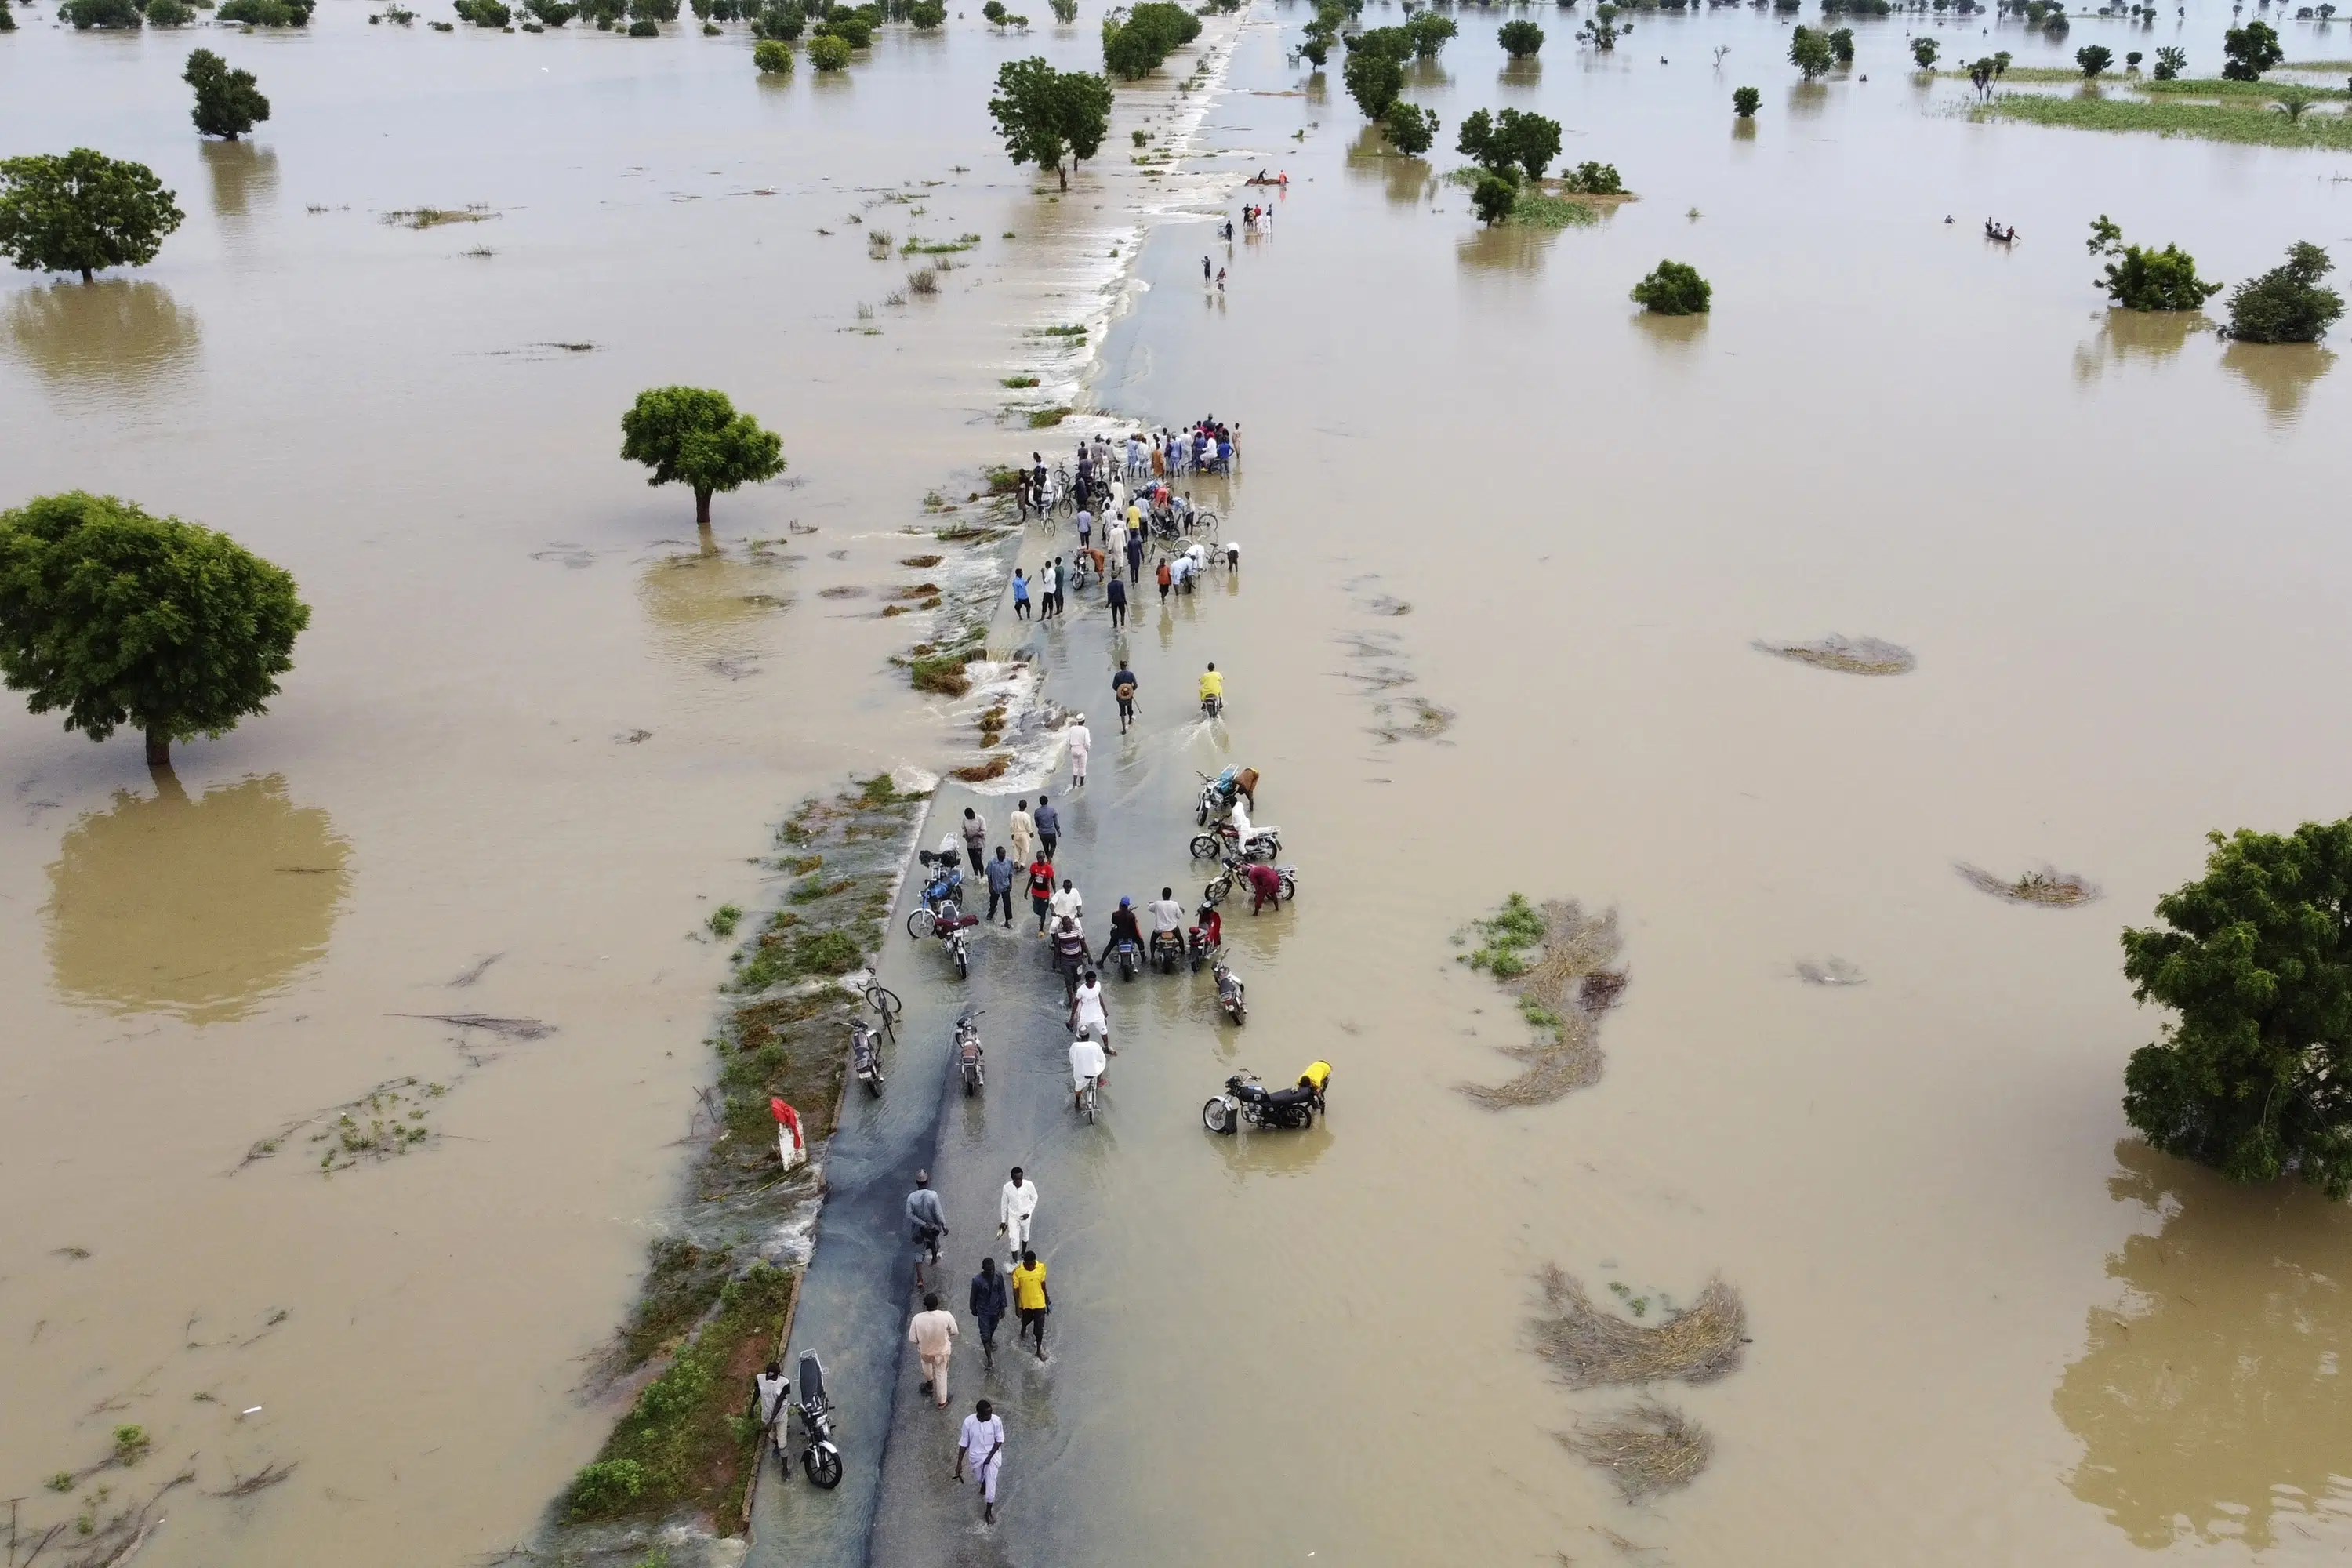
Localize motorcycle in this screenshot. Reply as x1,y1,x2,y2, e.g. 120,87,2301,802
851,1021,887,1097
954,1010,985,1096
1200,691,1224,720
1203,856,1299,909
1194,766,1259,826
1149,927,1186,975
906,851,965,938
931,909,978,981
1112,934,1143,982
1189,821,1281,862
773,1348,845,1488
1185,922,1219,973
1203,1062,1330,1134
1213,960,1247,1025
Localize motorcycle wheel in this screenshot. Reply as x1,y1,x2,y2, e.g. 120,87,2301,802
907,908,936,940
805,1444,844,1490
1231,1000,1247,1025
1202,1097,1236,1134
862,1075,883,1098
1189,833,1221,860
1196,800,1209,826
1278,874,1297,903
954,942,969,981
1203,877,1231,907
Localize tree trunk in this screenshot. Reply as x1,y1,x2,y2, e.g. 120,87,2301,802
695,486,713,529
1057,161,1069,192
82,267,95,284
144,726,171,768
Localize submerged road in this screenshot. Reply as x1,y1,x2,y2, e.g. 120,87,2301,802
753,538,1258,1566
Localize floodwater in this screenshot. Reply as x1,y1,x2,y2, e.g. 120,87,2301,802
5,2,2352,1566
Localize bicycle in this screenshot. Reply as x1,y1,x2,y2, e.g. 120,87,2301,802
864,982,901,1040
1192,508,1220,535
1077,1073,1098,1124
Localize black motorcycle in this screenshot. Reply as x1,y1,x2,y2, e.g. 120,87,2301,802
1203,1065,1329,1134
772,1348,844,1488
1112,935,1143,982
1149,928,1187,975
954,1010,985,1096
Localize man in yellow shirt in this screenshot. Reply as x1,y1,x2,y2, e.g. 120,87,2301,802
1009,1248,1051,1363
1197,662,1225,713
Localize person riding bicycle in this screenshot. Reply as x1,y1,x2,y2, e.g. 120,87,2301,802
1146,885,1186,964
1069,1029,1109,1113
1098,897,1143,965
1198,662,1225,709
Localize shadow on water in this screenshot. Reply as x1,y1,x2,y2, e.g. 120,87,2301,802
2071,308,2201,385
202,140,279,220
1344,125,1433,206
2220,339,2335,430
2051,1140,2352,1551
2,281,202,401
45,773,351,1025
1788,82,1828,118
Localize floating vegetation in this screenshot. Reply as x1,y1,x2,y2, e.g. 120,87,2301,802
1795,956,1866,986
1001,375,1041,388
1974,93,2352,151
1956,862,2100,907
900,554,945,568
818,585,868,599
382,205,495,229
1512,193,1602,229
1371,695,1454,743
216,1460,299,1498
951,754,1011,782
1558,1399,1715,1501
1752,633,1916,676
394,1013,556,1039
1457,898,1624,1108
1530,1266,1748,1388
1028,406,1071,427
1364,595,1413,616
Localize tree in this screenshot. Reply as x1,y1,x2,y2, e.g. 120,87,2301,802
808,31,851,65
2084,216,2222,311
909,0,944,24
1457,107,1562,180
619,388,786,529
1630,258,1711,314
1577,2,1618,50
62,0,142,26
1789,25,1835,80
753,36,793,68
988,56,1112,191
2270,84,2321,122
1406,10,1457,56
1101,0,1197,78
1563,160,1623,194
1911,36,1940,69
2220,19,2282,81
1497,17,1544,56
0,492,310,769
1733,84,1761,116
184,50,271,141
2153,44,2184,78
1342,43,1406,119
1827,26,1855,66
0,152,184,286
2120,822,2352,1199
1471,171,1518,225
2225,241,2344,343
1380,100,1439,154
2076,42,2112,77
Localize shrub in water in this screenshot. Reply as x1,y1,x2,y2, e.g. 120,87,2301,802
754,36,793,68
1630,259,1711,314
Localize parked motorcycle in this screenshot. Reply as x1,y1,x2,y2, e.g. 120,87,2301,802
1202,1062,1330,1134
1203,857,1299,909
931,909,977,981
773,1349,844,1488
1213,960,1247,1025
1112,934,1143,982
954,1010,985,1096
851,1021,887,1097
1194,766,1260,826
1189,821,1281,862
1185,921,1219,974
906,851,964,938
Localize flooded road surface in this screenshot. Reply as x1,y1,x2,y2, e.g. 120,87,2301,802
8,0,2352,1564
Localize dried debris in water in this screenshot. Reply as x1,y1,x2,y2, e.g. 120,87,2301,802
1530,1265,1747,1388
215,1459,299,1498
1956,862,2100,907
1371,696,1454,743
1457,897,1625,1109
1795,956,1866,985
1752,633,1916,676
1558,1399,1715,1501
390,1013,556,1040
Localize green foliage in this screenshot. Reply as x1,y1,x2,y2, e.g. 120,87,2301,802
1101,0,1197,77
0,2,15,31
568,1459,648,1517
216,0,315,23
753,35,792,68
1975,89,2352,150
1048,0,1075,18
1381,100,1439,154
1826,26,1853,66
1456,106,1561,180
1732,83,1761,116
185,49,270,141
111,1425,151,1464
1562,159,1622,194
750,0,802,34
1629,258,1711,314
1406,9,1456,56
1510,192,1599,229
1342,45,1406,119
2270,84,2322,122
2220,19,2282,81
2076,43,2112,78
2084,216,2222,311
2121,822,2352,1198
1300,35,1328,67
1470,169,1518,225
147,0,198,24
2226,241,2343,343
0,151,183,286
989,56,1113,191
1788,24,1834,80
63,0,142,26
1461,892,1546,975
808,29,850,62
455,0,512,21
1497,17,1543,56
1911,37,1939,70
911,0,944,23
812,11,866,42
619,388,787,528
709,904,743,937
2152,44,2185,79
526,0,577,21
0,492,310,767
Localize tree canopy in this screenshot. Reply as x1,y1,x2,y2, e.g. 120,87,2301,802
2220,19,2282,82
1101,1,1198,79
1911,37,1940,70
1732,85,1761,117
0,151,184,285
1788,24,1835,80
1457,107,1562,181
61,0,143,27
186,50,272,141
1380,100,1439,155
2226,241,2344,343
2122,822,2352,1198
619,387,786,528
1405,10,1454,57
2085,216,2222,312
1497,19,1543,58
1630,259,1711,315
0,492,310,769
1341,43,1405,120
2075,43,2112,79
988,56,1113,191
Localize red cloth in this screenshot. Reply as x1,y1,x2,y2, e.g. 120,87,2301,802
1244,864,1282,895
770,1098,803,1151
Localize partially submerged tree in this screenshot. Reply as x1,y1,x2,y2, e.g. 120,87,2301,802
1577,2,1618,50
988,56,1112,191
1826,26,1854,67
2152,44,2185,79
0,492,310,770
1788,25,1835,81
1732,84,1761,116
185,50,272,141
61,0,143,27
807,31,851,66
2220,18,2282,81
1630,259,1711,314
1406,10,1456,57
1342,41,1406,119
1380,100,1439,154
1457,107,1562,180
1101,0,1198,78
753,35,793,69
2121,821,2352,1199
0,151,184,285
619,387,787,529
1497,17,1544,57
2225,241,2344,343
2076,42,2113,78
1911,37,1940,70
2085,216,2222,312
1471,170,1518,225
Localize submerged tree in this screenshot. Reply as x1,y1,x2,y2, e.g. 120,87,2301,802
1406,10,1457,56
619,387,786,529
1911,36,1940,70
1788,24,1835,81
1471,170,1519,225
987,56,1112,191
2085,216,2222,312
2152,44,2185,79
1630,259,1711,314
2220,18,2282,81
1342,41,1406,119
2076,42,2113,78
1733,84,1761,116
2122,822,2352,1199
2225,241,2344,343
0,492,310,770
0,151,184,285
1457,107,1563,180
1380,100,1439,154
1497,17,1544,56
1100,0,1198,78
185,49,272,141
1826,25,1855,67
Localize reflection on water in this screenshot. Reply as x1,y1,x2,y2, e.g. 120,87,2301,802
1635,311,1709,354
202,140,279,220
1788,82,1828,118
45,774,351,1025
1455,222,1555,274
1345,125,1432,206
2071,308,2200,384
1733,116,1758,142
2,281,201,400
2053,1141,2352,1550
1211,1121,1333,1184
1499,57,1542,89
2221,339,2334,429
636,543,795,666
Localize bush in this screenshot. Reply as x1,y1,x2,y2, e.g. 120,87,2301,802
216,0,315,21
1910,37,1938,69
456,0,512,22
754,36,792,67
813,12,869,42
751,0,802,34
568,1459,648,1518
1732,84,1760,116
147,0,198,24
2084,216,2221,312
1381,100,1438,154
911,0,944,23
1102,0,1200,78
628,14,657,29
1342,46,1406,119
2226,241,2344,343
1788,25,1835,79
1629,258,1711,314
62,0,143,25
1562,160,1622,194
2220,19,2282,82
1471,170,1518,224
1457,107,1561,180
2152,45,2184,80
2076,43,2112,78
1497,17,1543,55
808,29,851,64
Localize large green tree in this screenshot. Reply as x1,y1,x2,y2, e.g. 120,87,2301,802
1100,0,1197,78
2122,822,2352,1198
2226,241,2344,343
0,151,184,285
0,492,310,769
619,387,786,529
1457,107,1562,181
185,49,272,141
988,56,1113,191
1342,45,1406,121
1788,24,1835,81
2085,216,2222,312
2220,19,2282,82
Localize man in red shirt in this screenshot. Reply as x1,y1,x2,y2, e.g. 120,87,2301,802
1244,861,1283,915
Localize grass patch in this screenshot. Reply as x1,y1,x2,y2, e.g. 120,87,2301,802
2141,75,2351,100
383,205,495,229
1460,892,1548,978
950,754,1011,783
902,232,984,254
1001,375,1041,388
909,651,974,696
1038,323,1087,338
1455,898,1626,1109
707,904,742,938
602,1238,737,1378
1027,407,1070,428
1512,194,1601,229
981,464,1025,495
1975,92,2352,151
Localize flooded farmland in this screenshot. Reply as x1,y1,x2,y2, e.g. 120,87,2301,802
5,0,2352,1565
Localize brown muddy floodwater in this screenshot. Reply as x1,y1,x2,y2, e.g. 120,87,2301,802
5,0,2352,1564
